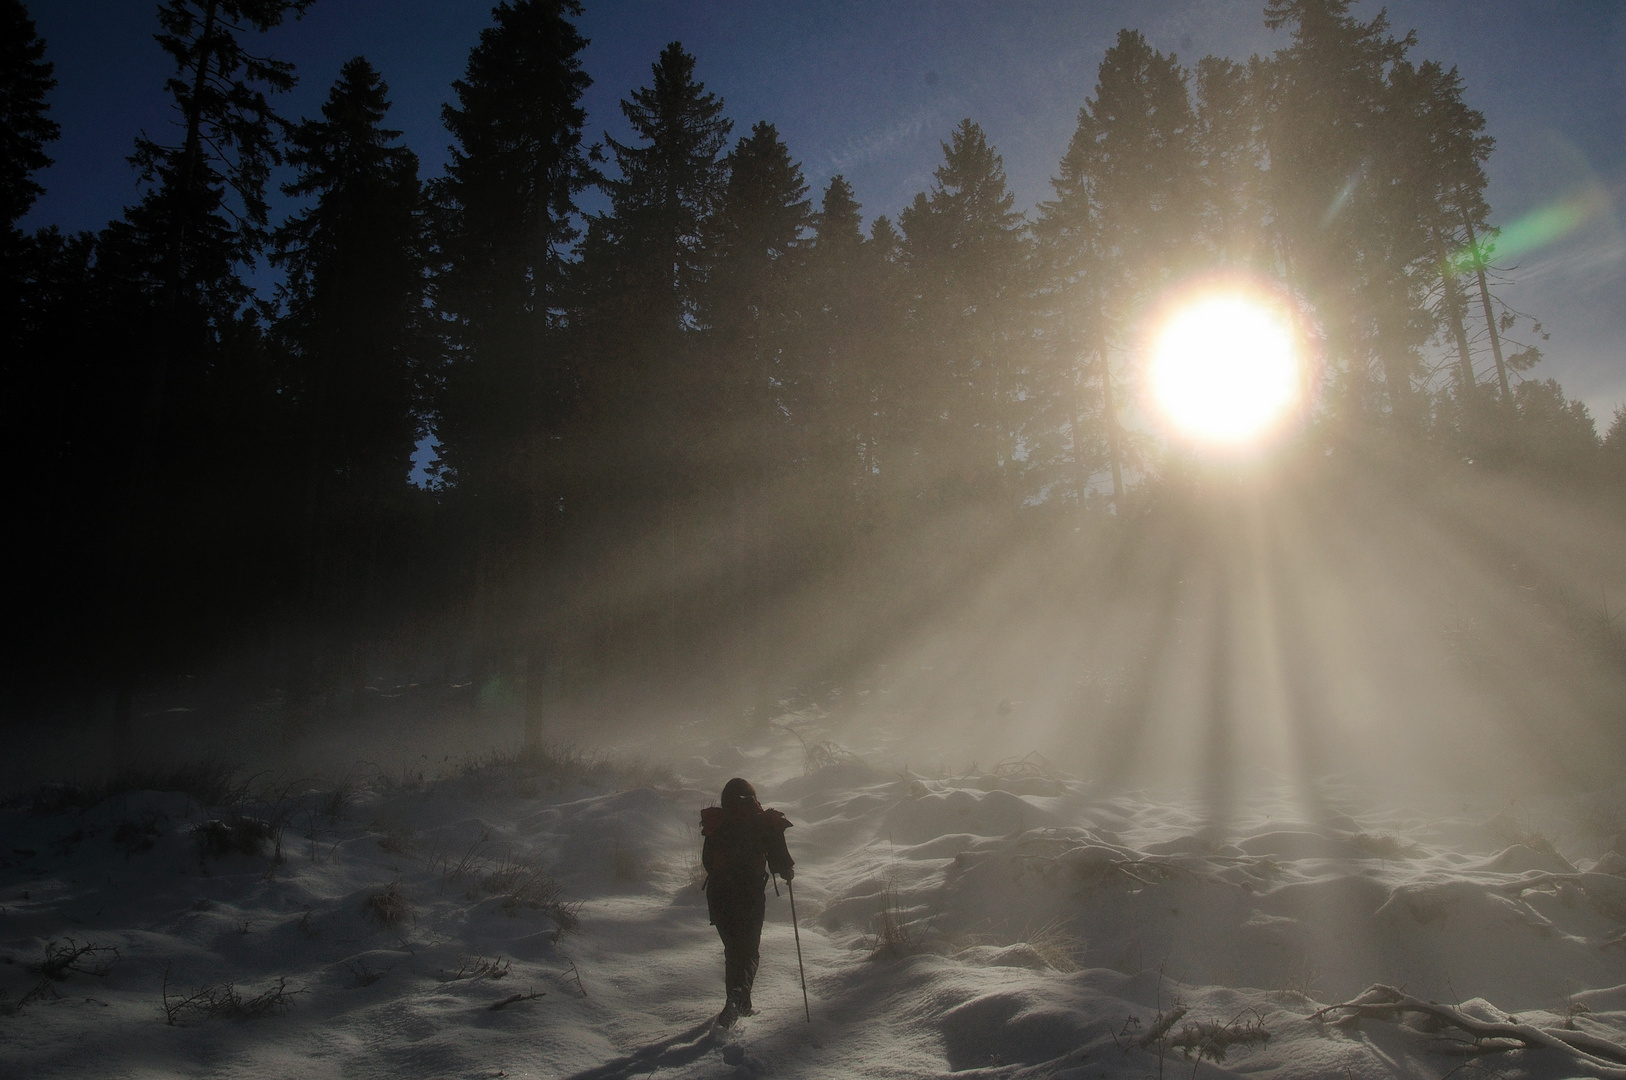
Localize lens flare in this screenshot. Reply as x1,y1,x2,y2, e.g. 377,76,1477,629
1148,293,1299,446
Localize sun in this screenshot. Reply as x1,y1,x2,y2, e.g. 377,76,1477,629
1146,290,1300,446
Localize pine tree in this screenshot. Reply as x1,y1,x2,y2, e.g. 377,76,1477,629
1260,0,1425,428
433,0,594,726
279,58,427,490
1039,30,1198,499
899,119,1027,508
704,121,811,461
94,0,310,745
1602,407,1626,484
804,175,874,487
578,38,732,514
274,57,430,713
108,0,311,317
1383,54,1496,456
435,0,594,503
0,0,57,232
600,42,731,333
1192,55,1266,264
2,0,61,411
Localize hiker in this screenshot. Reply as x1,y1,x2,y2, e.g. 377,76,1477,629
700,777,794,1027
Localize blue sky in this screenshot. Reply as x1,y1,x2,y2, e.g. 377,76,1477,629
22,0,1626,422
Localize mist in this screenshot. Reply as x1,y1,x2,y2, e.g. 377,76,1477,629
5,1,1626,1076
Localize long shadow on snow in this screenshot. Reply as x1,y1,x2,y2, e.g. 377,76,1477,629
560,1018,719,1080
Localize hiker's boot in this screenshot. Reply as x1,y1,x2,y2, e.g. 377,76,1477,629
717,989,742,1029
738,960,758,1016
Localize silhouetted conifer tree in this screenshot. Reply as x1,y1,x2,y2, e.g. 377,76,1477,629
697,121,812,717
1260,0,1429,429
91,0,311,743
600,42,731,335
802,176,901,513
705,121,811,470
433,0,593,720
275,56,432,718
0,0,56,231
2,0,61,437
1039,31,1197,498
899,120,1028,511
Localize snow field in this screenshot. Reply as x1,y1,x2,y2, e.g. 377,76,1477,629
3,727,1626,1078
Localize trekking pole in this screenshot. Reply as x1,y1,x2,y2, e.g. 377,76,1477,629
787,878,811,1022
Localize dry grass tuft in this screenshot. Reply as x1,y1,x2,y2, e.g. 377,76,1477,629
462,743,676,792
361,881,412,928
372,823,416,856
868,882,926,959
1348,833,1424,860
1018,918,1084,972
22,759,250,815
482,851,580,933
317,767,362,823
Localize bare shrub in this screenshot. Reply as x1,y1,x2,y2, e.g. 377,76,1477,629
489,988,545,1010
1170,1013,1272,1063
193,816,274,858
788,728,860,775
162,964,306,1023
361,881,412,928
986,751,1068,781
1135,1001,1187,1050
36,938,120,980
341,958,386,987
443,954,510,981
5,939,122,1011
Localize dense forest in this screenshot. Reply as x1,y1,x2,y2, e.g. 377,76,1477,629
4,0,1622,751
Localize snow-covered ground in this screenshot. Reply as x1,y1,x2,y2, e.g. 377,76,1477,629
4,716,1626,1079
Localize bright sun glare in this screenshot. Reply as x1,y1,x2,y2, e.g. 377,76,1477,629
1148,293,1299,446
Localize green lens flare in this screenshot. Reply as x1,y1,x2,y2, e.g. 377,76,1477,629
1448,190,1606,273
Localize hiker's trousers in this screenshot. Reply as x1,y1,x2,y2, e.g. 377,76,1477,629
712,888,766,997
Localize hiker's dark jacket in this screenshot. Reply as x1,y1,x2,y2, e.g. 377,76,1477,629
700,803,793,925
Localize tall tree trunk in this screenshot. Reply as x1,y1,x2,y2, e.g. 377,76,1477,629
1461,210,1511,401
1071,358,1094,516
1099,339,1124,500
1442,270,1477,393
111,0,222,753
285,328,332,738
1380,349,1417,432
